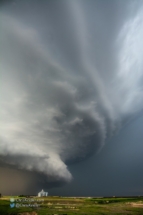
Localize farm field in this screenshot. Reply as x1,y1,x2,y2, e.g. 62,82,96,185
0,196,143,215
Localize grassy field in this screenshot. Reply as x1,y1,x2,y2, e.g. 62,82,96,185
0,196,143,215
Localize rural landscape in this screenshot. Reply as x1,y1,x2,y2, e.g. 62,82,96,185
1,195,143,215
1,1,143,215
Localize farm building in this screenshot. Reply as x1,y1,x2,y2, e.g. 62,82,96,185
38,189,48,197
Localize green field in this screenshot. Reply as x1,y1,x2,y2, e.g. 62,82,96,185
1,196,143,215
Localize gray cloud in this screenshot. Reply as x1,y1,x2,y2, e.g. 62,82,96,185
0,0,143,187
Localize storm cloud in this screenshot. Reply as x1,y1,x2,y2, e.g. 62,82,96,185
0,0,143,186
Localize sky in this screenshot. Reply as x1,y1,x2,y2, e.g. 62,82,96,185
0,0,143,196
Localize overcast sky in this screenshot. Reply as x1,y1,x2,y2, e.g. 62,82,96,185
0,0,143,196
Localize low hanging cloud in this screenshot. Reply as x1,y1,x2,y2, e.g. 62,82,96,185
0,1,143,184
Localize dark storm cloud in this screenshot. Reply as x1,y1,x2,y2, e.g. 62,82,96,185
1,0,143,189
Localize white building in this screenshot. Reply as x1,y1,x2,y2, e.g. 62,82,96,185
38,189,48,197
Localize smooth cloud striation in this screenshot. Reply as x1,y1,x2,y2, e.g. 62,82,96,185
0,1,143,184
